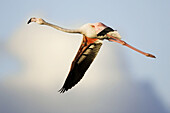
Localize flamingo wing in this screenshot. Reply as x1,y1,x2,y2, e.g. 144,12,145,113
59,36,102,93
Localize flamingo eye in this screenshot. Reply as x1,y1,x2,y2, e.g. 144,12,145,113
91,25,95,28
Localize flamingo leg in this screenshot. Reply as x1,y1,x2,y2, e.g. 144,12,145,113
106,34,156,58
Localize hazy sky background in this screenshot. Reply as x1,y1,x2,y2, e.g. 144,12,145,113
0,0,170,113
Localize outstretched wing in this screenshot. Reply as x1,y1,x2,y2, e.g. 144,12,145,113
59,36,103,93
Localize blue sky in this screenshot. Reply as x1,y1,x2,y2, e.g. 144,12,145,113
0,0,170,112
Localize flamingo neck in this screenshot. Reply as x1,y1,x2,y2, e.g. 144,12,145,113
44,22,81,34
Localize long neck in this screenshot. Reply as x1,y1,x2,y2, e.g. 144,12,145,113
43,22,81,34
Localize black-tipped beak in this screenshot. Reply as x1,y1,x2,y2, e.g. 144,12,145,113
27,18,32,24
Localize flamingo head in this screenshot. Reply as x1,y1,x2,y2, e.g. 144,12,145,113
27,17,46,25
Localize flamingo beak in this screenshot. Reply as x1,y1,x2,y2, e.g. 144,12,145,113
27,18,37,24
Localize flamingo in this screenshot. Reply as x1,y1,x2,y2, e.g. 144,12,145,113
27,18,156,93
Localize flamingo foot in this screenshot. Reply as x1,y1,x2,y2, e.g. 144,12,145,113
145,53,156,58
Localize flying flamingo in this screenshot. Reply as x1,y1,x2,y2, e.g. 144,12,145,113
27,18,156,93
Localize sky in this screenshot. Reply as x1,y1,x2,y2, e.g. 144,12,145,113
0,0,170,113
